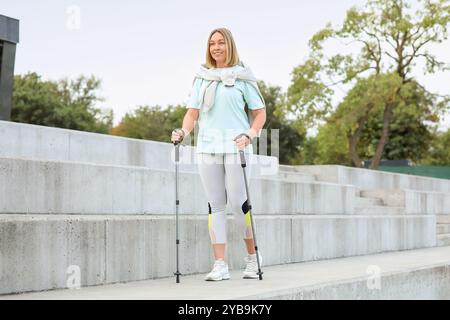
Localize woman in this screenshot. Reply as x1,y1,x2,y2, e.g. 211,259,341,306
171,27,266,281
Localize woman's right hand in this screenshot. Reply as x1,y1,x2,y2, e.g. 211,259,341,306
171,128,186,144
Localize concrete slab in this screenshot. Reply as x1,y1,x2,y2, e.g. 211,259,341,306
0,157,357,215
438,234,450,247
361,189,450,215
0,214,435,295
0,120,279,178
285,165,450,193
438,215,450,224
1,121,448,299
355,197,383,207
353,206,405,215
2,246,450,300
437,224,450,234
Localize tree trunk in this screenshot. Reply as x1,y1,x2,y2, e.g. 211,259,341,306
347,103,373,168
348,129,364,168
368,102,395,170
369,84,402,170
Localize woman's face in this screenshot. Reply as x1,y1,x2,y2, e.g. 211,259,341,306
209,32,227,67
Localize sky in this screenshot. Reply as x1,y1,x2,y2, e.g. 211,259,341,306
1,0,449,129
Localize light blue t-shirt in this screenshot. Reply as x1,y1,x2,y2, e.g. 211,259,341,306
185,64,265,154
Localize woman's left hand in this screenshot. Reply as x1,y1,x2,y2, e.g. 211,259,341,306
233,134,251,151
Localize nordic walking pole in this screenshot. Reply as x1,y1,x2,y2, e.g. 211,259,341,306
173,135,182,283
237,145,263,280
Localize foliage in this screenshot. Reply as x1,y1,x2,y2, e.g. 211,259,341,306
287,0,450,168
12,72,113,133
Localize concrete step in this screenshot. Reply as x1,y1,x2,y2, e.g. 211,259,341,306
2,246,450,300
0,157,358,216
361,189,450,215
278,164,304,173
0,213,435,295
437,215,450,224
276,171,316,183
355,197,383,207
286,164,450,193
436,224,450,234
360,189,403,206
354,206,406,215
0,120,279,178
437,233,450,247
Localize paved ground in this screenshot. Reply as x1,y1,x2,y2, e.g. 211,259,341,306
2,246,450,300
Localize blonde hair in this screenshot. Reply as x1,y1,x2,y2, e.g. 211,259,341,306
205,28,240,68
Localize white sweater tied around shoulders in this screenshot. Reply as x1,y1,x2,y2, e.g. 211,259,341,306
192,61,266,113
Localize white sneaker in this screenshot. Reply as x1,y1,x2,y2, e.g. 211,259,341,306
243,253,263,279
204,259,230,281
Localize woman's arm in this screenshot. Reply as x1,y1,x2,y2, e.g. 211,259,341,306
247,108,266,139
171,108,199,143
181,108,199,135
234,108,267,150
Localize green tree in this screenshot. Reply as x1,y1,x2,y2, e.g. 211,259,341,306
421,128,450,165
360,80,440,162
12,72,113,133
287,0,450,168
257,81,305,165
316,121,352,165
111,104,185,142
312,76,441,165
298,135,320,165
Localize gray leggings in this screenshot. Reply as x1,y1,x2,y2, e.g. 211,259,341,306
197,153,254,244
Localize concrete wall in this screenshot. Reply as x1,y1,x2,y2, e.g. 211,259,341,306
0,214,436,295
0,157,357,215
361,189,450,215
286,165,450,193
246,264,450,300
0,120,279,178
0,120,446,295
